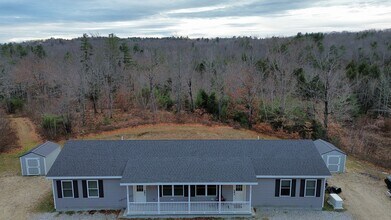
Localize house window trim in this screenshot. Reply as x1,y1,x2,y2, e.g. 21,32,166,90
87,180,99,199
207,185,217,196
196,185,217,197
279,179,292,197
173,185,184,196
304,179,317,197
61,180,74,198
162,185,185,197
195,185,206,197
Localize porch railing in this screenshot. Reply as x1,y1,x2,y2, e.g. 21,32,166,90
127,201,251,215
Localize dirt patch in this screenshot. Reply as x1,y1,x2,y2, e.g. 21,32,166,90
328,157,391,220
11,117,42,149
0,176,51,220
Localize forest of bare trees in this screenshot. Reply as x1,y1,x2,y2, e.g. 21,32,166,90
0,30,390,166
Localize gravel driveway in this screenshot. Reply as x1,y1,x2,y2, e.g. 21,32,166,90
31,212,118,220
255,208,352,220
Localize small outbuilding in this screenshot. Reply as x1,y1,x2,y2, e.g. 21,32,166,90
314,139,346,173
20,141,61,176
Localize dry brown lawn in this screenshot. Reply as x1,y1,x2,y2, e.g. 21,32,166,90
328,157,391,220
79,123,277,140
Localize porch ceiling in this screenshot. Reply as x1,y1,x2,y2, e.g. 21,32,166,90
120,156,257,185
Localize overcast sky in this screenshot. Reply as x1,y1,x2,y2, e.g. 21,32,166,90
1,0,390,42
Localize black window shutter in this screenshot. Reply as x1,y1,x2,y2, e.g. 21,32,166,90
316,179,322,197
82,180,87,198
291,179,296,197
159,186,162,197
184,185,188,197
300,179,305,197
99,180,104,198
73,180,79,198
275,179,280,197
190,185,195,197
56,180,62,198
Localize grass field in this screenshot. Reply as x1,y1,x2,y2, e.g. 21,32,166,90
78,123,277,141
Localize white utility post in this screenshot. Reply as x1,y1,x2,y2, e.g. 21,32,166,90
218,185,222,213
249,185,252,213
188,185,191,213
126,186,129,215
157,185,160,214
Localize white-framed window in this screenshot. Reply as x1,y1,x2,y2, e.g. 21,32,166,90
136,185,144,192
280,179,292,197
196,185,217,196
174,185,184,196
61,180,74,198
305,179,317,197
87,180,99,198
196,185,206,196
162,185,184,197
162,185,172,196
207,185,217,196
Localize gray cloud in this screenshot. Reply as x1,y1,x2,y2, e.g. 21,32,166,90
0,0,390,42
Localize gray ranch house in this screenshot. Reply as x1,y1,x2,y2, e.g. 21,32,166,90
46,140,331,217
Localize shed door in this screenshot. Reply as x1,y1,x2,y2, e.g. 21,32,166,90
26,158,41,175
327,155,341,172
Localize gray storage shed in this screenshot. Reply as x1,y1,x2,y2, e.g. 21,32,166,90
20,141,61,176
314,139,346,173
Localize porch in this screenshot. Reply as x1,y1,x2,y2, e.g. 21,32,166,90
124,184,254,215
120,156,257,216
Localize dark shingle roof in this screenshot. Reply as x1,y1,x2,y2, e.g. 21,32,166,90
20,141,61,157
47,140,331,181
121,157,256,184
314,139,345,155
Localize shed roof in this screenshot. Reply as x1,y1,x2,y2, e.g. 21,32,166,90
314,139,345,155
20,141,61,157
47,140,331,181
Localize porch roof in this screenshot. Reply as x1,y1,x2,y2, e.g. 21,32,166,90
120,156,257,185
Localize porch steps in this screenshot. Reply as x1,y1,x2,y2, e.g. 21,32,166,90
118,208,256,219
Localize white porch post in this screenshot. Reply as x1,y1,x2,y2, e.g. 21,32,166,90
126,186,129,215
249,185,252,213
218,185,222,213
157,185,160,214
188,185,191,213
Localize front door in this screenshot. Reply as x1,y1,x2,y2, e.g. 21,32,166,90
233,185,246,201
133,185,146,202
26,158,40,175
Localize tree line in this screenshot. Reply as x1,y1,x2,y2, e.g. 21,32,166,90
0,31,390,143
